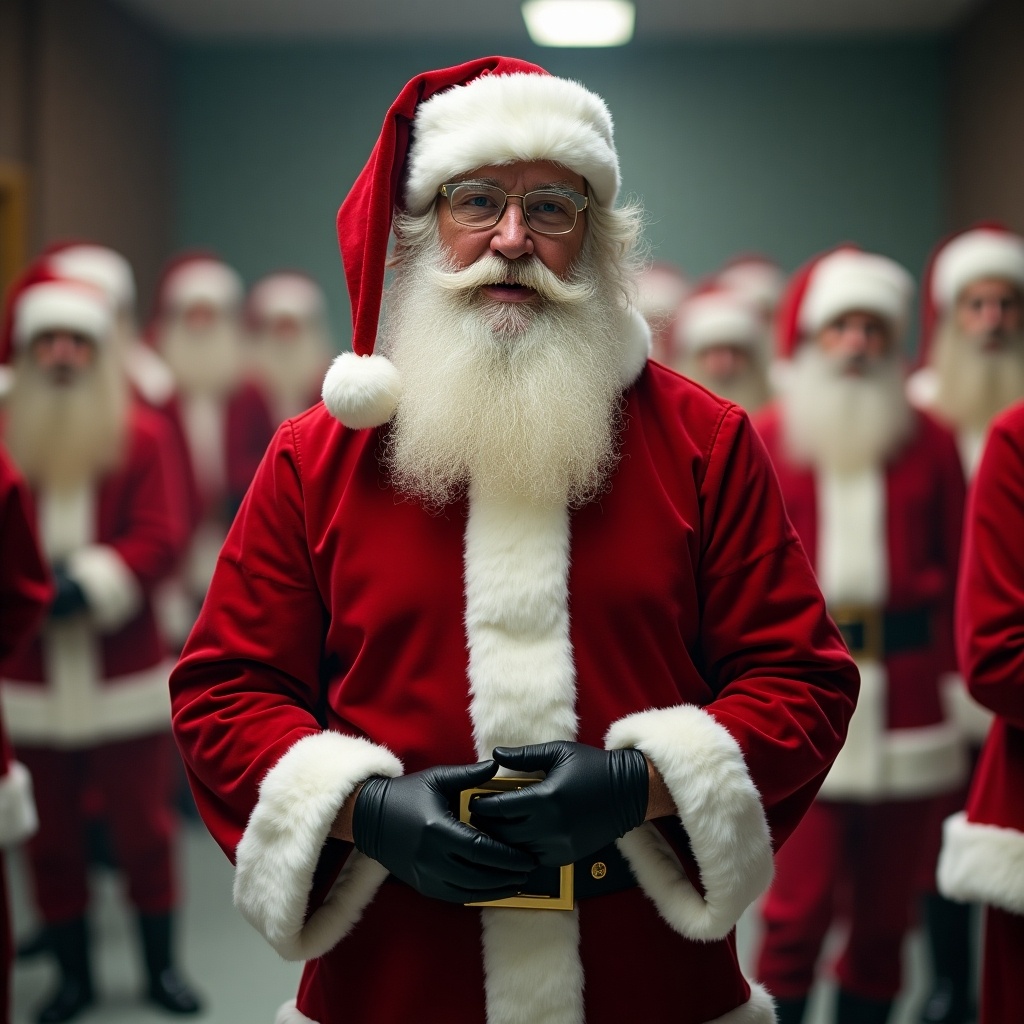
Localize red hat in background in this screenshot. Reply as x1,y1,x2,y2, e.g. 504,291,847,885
147,251,244,341
917,222,1024,367
715,253,786,318
674,282,762,356
246,270,326,328
1,261,113,367
774,245,914,360
323,55,630,430
43,241,137,314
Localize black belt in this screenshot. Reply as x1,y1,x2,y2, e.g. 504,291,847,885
831,605,932,661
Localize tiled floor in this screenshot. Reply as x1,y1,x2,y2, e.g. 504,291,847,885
8,820,953,1023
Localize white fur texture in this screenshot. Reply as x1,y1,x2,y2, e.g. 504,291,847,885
405,73,619,213
622,305,652,380
0,762,37,847
932,229,1024,309
321,351,401,429
14,281,113,348
606,705,773,941
678,293,762,353
67,544,143,633
938,810,1024,914
233,730,402,960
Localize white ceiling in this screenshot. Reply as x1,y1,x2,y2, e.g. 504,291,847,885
111,0,985,42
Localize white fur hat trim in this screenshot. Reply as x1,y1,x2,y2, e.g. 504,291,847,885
14,281,113,348
405,72,620,213
249,274,325,322
932,229,1024,309
322,351,401,429
49,245,136,311
163,259,243,312
800,250,913,342
717,261,786,312
677,293,762,353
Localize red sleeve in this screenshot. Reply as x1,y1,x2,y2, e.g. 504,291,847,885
956,404,1024,727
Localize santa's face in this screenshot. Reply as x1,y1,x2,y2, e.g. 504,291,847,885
436,160,588,295
953,278,1023,347
815,311,891,375
29,329,97,387
693,343,753,384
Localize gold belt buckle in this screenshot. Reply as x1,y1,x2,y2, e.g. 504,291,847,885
832,604,884,662
459,778,574,911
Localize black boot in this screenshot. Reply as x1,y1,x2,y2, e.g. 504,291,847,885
34,917,94,1024
773,995,808,1024
836,989,893,1024
138,912,202,1015
920,892,975,1024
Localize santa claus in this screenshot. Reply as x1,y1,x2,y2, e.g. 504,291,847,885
170,57,858,1024
0,265,200,1021
244,271,334,425
634,259,691,365
752,246,967,1024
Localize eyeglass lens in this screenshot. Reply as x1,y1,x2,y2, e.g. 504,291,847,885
447,184,580,234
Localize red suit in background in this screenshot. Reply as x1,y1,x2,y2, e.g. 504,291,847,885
149,254,274,647
0,265,201,1021
244,271,334,426
938,399,1024,1024
0,443,51,1024
753,247,966,1024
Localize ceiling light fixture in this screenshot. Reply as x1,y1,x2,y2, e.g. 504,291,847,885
521,0,636,47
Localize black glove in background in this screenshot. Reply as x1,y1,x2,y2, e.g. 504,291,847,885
470,741,649,866
50,566,88,619
352,760,537,904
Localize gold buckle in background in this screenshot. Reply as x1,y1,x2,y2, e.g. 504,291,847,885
832,604,884,662
459,778,574,911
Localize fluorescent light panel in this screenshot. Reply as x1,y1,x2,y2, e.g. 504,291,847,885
522,0,635,47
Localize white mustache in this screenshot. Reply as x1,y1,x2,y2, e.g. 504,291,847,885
425,253,596,306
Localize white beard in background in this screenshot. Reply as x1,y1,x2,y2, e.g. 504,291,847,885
5,349,129,493
248,323,331,421
676,351,772,413
781,344,914,474
159,316,244,398
930,319,1024,432
378,236,628,509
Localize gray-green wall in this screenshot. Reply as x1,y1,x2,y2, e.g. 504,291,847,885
175,38,947,350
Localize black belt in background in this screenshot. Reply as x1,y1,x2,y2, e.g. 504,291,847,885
831,605,932,661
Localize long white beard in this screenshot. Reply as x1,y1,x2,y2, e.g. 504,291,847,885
378,238,628,509
781,345,914,474
158,318,244,398
4,351,129,492
676,352,772,413
930,319,1024,432
248,325,331,422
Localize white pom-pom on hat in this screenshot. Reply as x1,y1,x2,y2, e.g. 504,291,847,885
321,351,401,429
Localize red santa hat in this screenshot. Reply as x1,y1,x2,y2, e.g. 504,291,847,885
674,284,762,355
715,254,786,316
918,222,1024,366
153,252,244,320
1,262,113,366
774,245,913,360
247,271,326,325
44,241,137,313
323,56,630,430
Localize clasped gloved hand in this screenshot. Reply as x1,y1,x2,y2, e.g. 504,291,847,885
351,760,538,904
50,566,88,619
469,741,650,867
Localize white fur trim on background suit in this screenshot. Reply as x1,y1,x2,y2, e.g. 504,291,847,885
49,245,136,311
162,259,243,312
938,810,1024,914
606,705,773,941
677,293,762,354
0,761,37,847
14,281,113,348
67,544,143,633
405,72,620,213
233,730,401,961
799,250,913,342
321,351,401,429
932,229,1024,309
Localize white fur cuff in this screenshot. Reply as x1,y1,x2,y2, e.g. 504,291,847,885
67,544,143,633
606,705,773,940
233,730,403,960
938,810,1024,915
0,762,38,847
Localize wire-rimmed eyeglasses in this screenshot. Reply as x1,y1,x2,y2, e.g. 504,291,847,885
438,182,589,235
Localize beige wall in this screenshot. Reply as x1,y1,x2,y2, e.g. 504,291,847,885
0,0,175,314
947,0,1024,234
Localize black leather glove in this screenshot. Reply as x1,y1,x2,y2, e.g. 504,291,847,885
50,567,88,619
352,760,538,904
469,742,649,867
